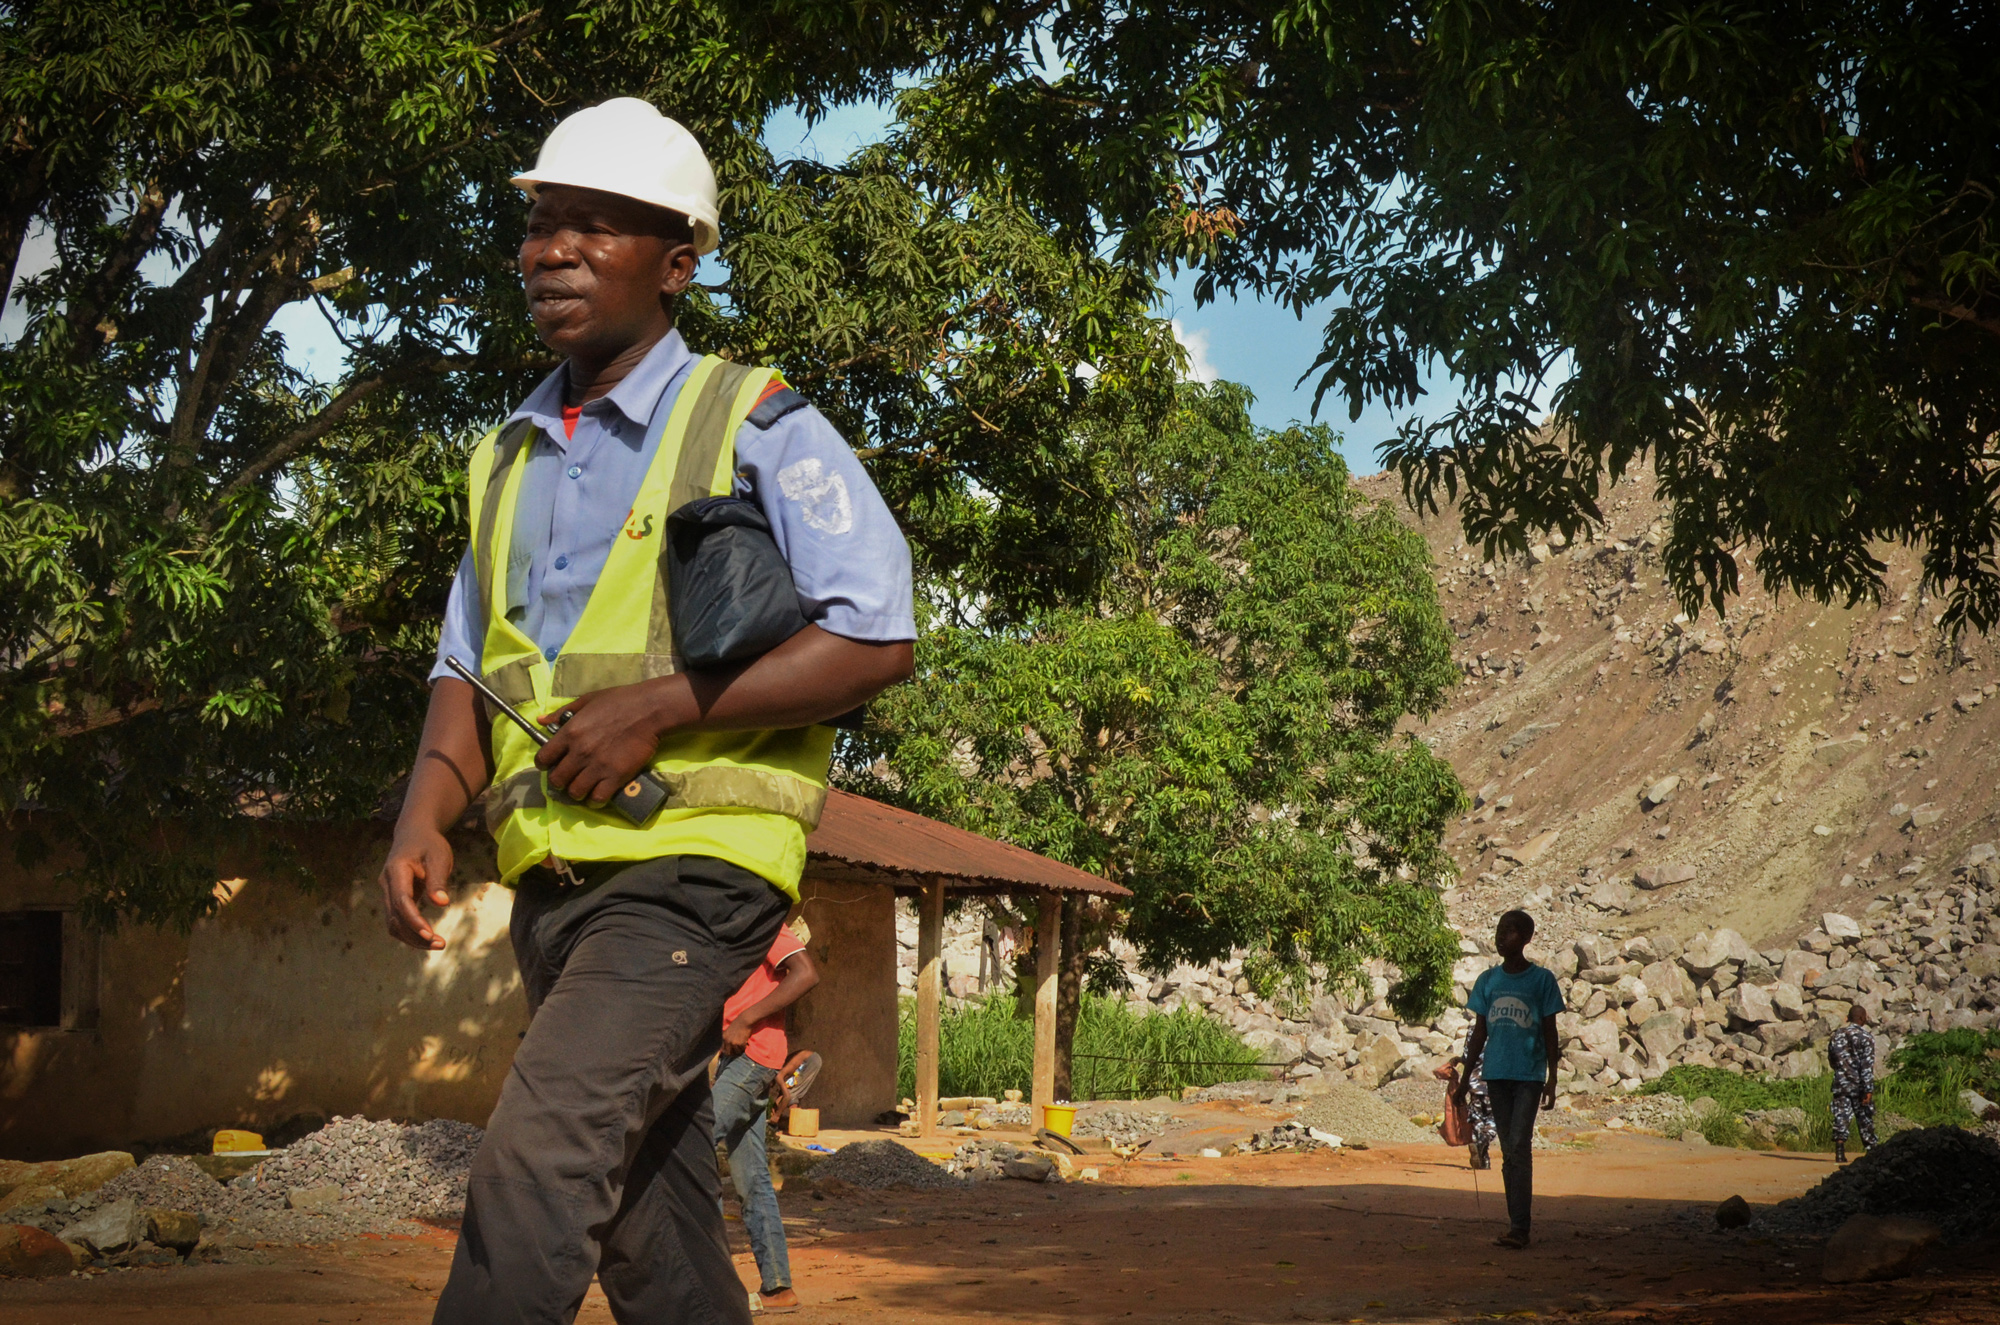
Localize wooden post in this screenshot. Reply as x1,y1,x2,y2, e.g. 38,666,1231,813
915,876,945,1138
1031,890,1062,1116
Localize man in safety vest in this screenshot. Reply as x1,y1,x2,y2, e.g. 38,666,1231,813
377,99,914,1323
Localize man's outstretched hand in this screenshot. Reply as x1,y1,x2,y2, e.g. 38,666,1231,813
380,824,455,951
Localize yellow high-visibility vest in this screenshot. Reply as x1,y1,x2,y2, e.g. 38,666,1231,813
465,355,833,894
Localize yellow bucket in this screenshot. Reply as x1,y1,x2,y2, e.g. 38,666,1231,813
212,1129,265,1153
1040,1104,1076,1137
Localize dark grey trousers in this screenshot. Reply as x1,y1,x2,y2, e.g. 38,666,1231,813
1486,1078,1542,1238
434,855,787,1325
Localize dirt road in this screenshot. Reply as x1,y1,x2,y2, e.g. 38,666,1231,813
3,1134,1997,1323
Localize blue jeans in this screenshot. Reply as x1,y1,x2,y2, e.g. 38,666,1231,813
713,1051,789,1293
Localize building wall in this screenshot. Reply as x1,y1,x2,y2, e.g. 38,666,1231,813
0,824,529,1159
789,880,898,1127
0,826,908,1157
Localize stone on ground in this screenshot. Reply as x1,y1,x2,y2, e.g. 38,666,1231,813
1822,1213,1942,1283
0,1224,79,1277
1714,1195,1751,1229
64,1196,145,1255
0,1151,134,1206
145,1208,202,1252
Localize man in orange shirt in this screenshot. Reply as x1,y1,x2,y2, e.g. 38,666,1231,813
715,925,820,1312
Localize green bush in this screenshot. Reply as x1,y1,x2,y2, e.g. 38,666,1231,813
896,994,1266,1101
1642,1055,1979,1151
1888,1028,2000,1101
1696,1109,1747,1148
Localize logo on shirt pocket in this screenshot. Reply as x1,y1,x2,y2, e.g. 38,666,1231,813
622,510,655,540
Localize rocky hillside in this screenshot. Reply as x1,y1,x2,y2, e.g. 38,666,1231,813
900,470,2000,1094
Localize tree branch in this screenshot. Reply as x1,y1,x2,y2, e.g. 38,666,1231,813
1910,295,2000,339
204,352,477,515
0,135,47,307
65,180,169,357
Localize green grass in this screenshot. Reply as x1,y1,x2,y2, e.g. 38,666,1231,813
1888,1028,2000,1099
1694,1108,1747,1148
896,993,1266,1101
1641,1058,1978,1151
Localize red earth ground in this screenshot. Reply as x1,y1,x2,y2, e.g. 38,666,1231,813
2,1133,1997,1323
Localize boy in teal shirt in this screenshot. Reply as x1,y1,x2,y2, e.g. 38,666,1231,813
1453,909,1564,1248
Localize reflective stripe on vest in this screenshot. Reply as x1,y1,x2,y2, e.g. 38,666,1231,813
464,355,834,887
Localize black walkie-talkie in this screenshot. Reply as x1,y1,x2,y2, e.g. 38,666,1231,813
444,656,670,826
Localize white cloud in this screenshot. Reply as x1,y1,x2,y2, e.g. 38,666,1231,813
1170,318,1219,384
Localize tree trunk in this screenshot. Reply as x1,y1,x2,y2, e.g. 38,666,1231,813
1052,900,1087,1100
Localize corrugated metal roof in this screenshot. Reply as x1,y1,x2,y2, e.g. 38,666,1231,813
806,789,1130,897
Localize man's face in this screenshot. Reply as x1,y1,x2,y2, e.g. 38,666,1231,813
1495,921,1529,960
519,185,696,363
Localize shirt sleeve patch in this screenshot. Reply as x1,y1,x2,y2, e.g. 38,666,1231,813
747,384,809,430
778,457,854,535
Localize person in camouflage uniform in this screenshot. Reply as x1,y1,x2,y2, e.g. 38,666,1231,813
1827,1004,1878,1164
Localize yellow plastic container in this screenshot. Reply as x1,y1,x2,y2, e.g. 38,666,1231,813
212,1129,266,1154
785,1108,820,1139
1040,1104,1076,1137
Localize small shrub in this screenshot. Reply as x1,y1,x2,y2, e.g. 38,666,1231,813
1697,1109,1747,1148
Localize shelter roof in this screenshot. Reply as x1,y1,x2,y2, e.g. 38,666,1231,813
805,789,1130,898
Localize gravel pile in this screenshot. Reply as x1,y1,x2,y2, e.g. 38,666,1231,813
1374,1076,1447,1114
811,1141,965,1191
1071,1109,1182,1146
91,1155,223,1214
47,1154,436,1247
1761,1126,2000,1241
225,1116,480,1218
1296,1082,1439,1145
31,1116,484,1249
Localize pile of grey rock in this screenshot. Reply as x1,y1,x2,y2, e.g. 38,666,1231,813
223,1115,481,1218
1534,844,2000,1091
943,1140,1062,1183
5,1116,486,1263
810,1139,965,1191
1069,1108,1181,1147
1140,842,2000,1097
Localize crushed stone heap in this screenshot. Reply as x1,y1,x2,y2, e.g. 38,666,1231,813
1760,1126,2000,1242
224,1116,481,1218
809,1140,965,1191
1295,1081,1439,1146
1070,1109,1182,1147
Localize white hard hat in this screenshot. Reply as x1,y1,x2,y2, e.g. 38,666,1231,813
511,98,721,254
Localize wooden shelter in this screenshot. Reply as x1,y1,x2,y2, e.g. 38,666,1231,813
799,790,1130,1135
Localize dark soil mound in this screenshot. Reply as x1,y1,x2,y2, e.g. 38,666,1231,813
1761,1126,2000,1242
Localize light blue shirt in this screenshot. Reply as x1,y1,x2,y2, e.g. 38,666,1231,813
431,330,915,678
1468,963,1564,1082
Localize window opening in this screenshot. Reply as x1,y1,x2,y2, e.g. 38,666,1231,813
0,911,64,1027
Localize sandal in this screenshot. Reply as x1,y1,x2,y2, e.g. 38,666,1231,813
1494,1231,1529,1249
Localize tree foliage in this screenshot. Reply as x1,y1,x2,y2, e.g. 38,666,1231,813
0,0,1171,924
891,0,2000,630
850,384,1464,1018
